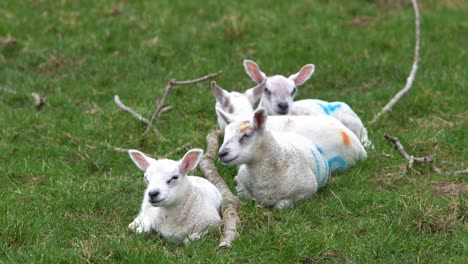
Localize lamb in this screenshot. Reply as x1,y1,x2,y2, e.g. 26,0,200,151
211,80,264,131
243,59,372,148
218,108,330,210
216,107,367,174
127,148,222,244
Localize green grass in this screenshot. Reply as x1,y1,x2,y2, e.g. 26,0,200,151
1,0,467,262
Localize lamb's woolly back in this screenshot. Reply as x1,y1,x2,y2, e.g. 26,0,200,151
243,59,372,148
217,107,366,174
218,108,329,210
127,148,221,244
291,99,372,148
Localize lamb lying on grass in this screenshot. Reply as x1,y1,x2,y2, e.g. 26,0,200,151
216,107,366,174
243,59,372,148
218,108,330,210
128,148,222,244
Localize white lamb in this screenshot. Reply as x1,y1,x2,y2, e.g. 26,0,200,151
218,108,330,210
216,107,367,174
243,59,372,148
211,80,264,131
127,148,222,244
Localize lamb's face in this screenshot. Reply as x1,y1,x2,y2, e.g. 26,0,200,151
211,81,264,124
219,92,255,117
143,159,187,207
218,120,258,166
262,76,296,115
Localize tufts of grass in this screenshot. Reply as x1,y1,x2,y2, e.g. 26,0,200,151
1,0,466,262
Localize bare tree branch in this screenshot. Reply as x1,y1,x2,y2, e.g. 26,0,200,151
114,95,165,141
142,71,222,137
371,0,420,124
199,130,241,249
384,133,441,174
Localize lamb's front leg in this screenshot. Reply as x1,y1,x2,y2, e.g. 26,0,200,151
128,215,144,233
128,202,155,233
236,166,253,199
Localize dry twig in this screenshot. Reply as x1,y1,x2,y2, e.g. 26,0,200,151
31,92,47,110
384,133,441,174
371,0,420,123
142,71,222,137
199,130,241,249
114,95,165,141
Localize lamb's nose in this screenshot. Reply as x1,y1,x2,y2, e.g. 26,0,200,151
218,149,229,160
148,190,160,200
278,102,289,111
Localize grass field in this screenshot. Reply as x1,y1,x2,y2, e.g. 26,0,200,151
1,0,467,262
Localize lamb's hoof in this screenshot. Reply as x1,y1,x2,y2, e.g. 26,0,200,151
128,219,142,231
274,200,293,210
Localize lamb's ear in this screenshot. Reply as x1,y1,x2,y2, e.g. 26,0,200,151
211,81,230,106
288,64,315,86
244,60,267,84
179,149,204,175
216,107,237,124
244,81,265,105
253,108,268,130
129,150,154,171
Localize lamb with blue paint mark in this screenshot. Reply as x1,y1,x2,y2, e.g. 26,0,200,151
243,59,372,148
127,148,222,244
218,108,330,210
216,107,366,174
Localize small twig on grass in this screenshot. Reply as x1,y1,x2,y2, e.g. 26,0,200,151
142,71,222,138
370,0,420,124
384,133,441,174
329,189,352,215
114,95,165,141
199,130,241,249
31,92,47,110
454,170,468,175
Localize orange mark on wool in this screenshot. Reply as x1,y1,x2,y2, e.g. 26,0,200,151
341,131,351,146
237,121,253,133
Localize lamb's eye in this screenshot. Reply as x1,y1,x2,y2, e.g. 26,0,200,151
166,175,178,184
264,88,272,95
291,87,297,95
144,174,149,183
239,131,253,143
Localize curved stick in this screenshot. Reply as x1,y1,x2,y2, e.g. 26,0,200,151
199,130,241,249
371,0,420,124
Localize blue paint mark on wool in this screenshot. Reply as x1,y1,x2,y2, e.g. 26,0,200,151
318,102,342,115
317,147,324,154
328,156,348,174
310,148,329,189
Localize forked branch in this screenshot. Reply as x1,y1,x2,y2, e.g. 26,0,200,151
114,95,165,140
142,71,222,137
384,133,441,174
